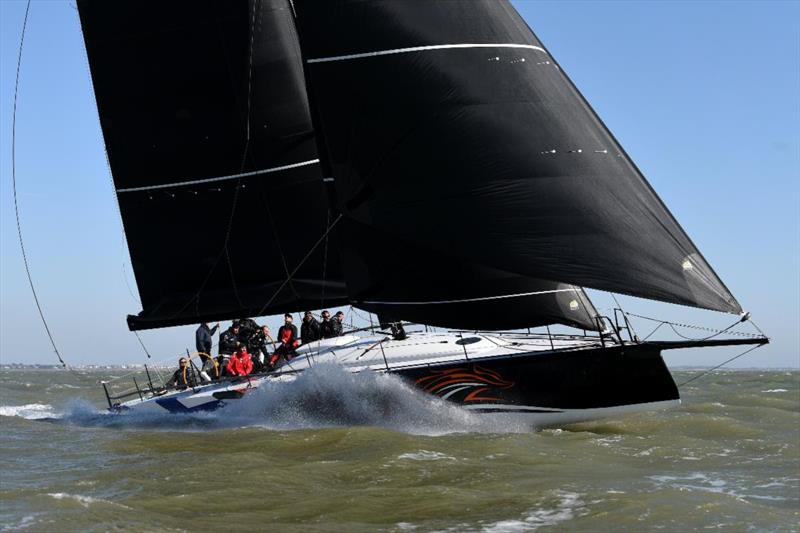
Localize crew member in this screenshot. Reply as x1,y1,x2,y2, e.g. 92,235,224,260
320,310,335,339
269,313,300,368
301,310,320,344
333,311,345,337
236,318,259,348
250,325,274,372
218,322,241,376
195,321,219,380
165,357,196,389
226,346,254,377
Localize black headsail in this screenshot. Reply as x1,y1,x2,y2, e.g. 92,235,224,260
293,0,742,316
287,2,602,331
78,0,347,330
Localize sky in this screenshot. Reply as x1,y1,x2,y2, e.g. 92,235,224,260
1,0,798,368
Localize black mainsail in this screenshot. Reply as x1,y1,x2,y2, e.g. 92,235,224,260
78,0,603,332
79,0,348,330
293,0,742,316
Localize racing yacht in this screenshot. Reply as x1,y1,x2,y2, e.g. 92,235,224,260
80,0,767,427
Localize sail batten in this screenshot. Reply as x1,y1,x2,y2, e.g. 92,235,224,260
306,43,547,64
362,288,581,307
115,159,321,193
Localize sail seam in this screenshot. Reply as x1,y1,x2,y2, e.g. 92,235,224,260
362,288,578,306
307,43,547,64
116,159,320,193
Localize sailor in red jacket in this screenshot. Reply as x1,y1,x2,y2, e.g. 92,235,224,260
226,346,254,377
269,313,300,368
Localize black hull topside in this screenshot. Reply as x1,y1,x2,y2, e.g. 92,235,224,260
394,343,680,413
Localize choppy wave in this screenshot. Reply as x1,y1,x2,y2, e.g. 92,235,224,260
1,367,798,532
647,472,792,503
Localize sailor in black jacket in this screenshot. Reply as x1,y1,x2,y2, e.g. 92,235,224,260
249,325,274,371
301,311,321,343
195,322,219,380
332,311,345,337
319,310,337,339
165,357,197,389
195,322,219,355
217,323,241,375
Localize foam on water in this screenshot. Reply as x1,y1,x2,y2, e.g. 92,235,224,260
482,491,587,532
0,403,58,420
227,364,527,434
646,472,792,503
396,450,457,462
46,493,131,509
39,364,528,435
0,514,38,532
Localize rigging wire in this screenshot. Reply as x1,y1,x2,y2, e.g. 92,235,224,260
617,305,769,388
223,0,261,311
748,317,768,338
121,261,141,305
132,330,152,359
625,311,764,340
10,0,68,369
676,344,765,387
259,185,301,299
255,214,343,316
320,209,331,308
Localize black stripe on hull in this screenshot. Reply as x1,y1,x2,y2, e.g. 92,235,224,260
394,343,679,410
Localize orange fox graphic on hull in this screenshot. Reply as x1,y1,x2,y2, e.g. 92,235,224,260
415,365,515,402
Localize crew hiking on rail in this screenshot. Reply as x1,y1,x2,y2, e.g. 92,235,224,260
171,312,347,388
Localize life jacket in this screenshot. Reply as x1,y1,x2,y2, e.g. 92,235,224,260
226,349,253,376
278,324,299,348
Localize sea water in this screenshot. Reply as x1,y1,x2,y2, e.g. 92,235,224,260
0,366,797,532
